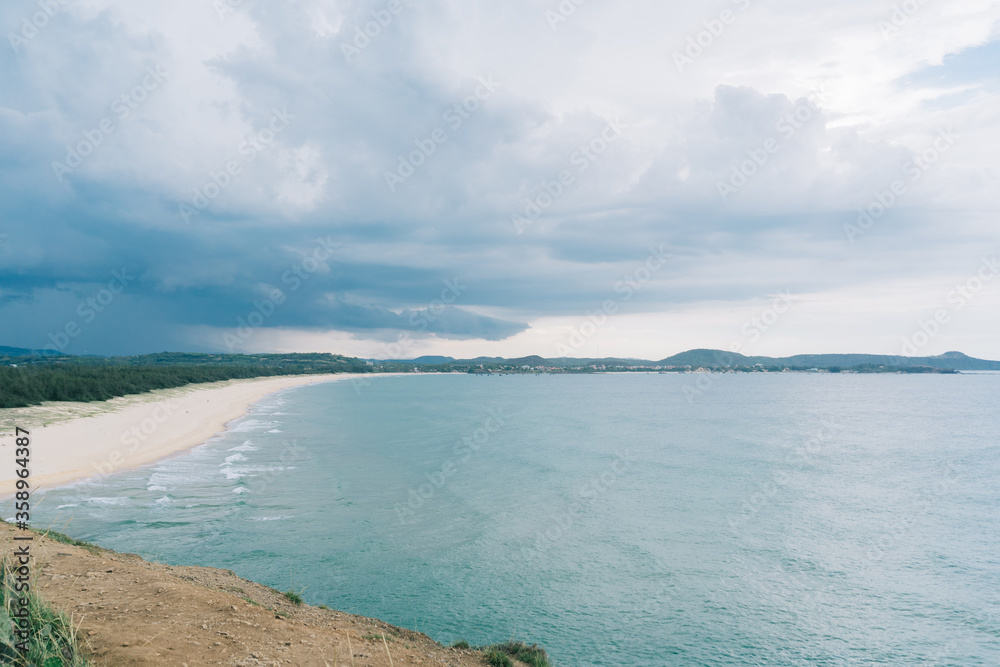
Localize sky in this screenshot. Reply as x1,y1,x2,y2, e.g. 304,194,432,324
1,0,999,360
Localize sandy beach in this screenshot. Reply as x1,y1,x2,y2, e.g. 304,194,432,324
0,373,373,496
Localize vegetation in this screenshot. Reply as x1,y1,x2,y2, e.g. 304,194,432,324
483,649,513,667
0,558,90,666
1,345,978,410
0,352,372,408
451,639,471,649
283,590,304,605
477,641,550,667
35,528,102,555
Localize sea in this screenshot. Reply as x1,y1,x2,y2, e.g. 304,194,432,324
19,373,1000,665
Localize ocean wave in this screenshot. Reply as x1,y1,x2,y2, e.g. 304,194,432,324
252,515,293,521
228,440,259,453
220,465,288,481
223,453,248,465
88,497,128,506
227,419,279,433
233,487,249,494
268,429,282,433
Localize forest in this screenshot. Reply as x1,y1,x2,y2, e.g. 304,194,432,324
0,352,373,408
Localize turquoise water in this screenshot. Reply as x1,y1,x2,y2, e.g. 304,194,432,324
21,373,1000,665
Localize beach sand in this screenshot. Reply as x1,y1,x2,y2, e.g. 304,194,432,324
0,373,371,496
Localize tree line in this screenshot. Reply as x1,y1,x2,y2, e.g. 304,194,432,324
0,353,372,409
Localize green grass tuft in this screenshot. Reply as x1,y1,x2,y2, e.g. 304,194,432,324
283,590,304,605
36,528,102,555
451,639,471,649
483,649,514,667
481,640,551,667
0,558,91,666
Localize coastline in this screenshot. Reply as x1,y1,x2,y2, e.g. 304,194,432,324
0,520,498,666
0,372,382,496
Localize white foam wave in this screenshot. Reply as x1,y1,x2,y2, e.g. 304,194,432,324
220,465,288,481
227,419,278,433
88,497,128,505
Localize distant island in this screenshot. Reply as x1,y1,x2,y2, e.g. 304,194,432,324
2,346,998,409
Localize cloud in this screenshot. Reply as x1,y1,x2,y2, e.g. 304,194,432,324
0,0,998,357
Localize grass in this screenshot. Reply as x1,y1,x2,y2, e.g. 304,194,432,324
35,528,102,555
283,590,304,605
483,649,513,667
480,641,551,667
451,639,471,649
0,558,91,666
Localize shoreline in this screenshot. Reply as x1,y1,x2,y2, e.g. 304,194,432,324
0,372,391,496
0,520,500,666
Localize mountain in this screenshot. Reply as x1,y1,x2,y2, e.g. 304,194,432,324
392,355,457,365
390,349,1000,371
0,345,62,357
648,349,1000,370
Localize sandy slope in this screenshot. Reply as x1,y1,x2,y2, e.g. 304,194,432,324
1,522,491,666
0,374,371,496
